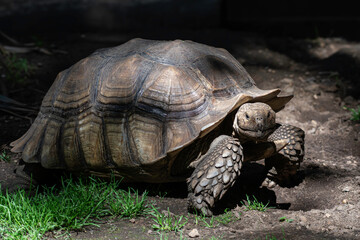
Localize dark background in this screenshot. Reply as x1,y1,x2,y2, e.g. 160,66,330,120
1,0,360,40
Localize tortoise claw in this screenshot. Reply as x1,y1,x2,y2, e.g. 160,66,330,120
261,177,277,188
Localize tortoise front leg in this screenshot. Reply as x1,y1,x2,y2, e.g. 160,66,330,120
187,135,243,216
263,124,305,187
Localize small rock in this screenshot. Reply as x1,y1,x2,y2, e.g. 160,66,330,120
308,128,317,134
147,230,153,234
342,186,351,192
342,199,348,204
325,213,331,218
310,120,318,126
188,229,200,238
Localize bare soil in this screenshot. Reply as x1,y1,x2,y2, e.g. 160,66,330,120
1,30,359,239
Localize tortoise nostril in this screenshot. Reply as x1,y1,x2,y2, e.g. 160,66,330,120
255,116,265,130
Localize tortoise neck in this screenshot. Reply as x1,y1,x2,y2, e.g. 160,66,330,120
232,131,250,144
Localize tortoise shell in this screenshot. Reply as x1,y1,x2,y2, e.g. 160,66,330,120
11,39,291,181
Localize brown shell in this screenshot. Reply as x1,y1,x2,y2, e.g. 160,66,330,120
11,38,291,177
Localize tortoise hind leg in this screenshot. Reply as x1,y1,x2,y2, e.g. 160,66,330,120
10,161,62,193
263,124,305,188
187,135,243,216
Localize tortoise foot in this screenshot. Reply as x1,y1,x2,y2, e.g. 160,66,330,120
268,124,305,163
261,176,277,189
265,124,305,187
187,135,243,216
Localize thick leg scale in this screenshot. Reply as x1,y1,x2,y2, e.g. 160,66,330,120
187,135,243,216
263,124,305,188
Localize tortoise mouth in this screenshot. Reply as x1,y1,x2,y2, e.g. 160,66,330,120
238,126,275,139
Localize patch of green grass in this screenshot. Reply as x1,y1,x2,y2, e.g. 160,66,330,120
150,207,188,232
193,208,240,228
255,229,286,240
0,177,152,239
210,236,223,240
344,106,360,122
255,234,285,240
157,233,169,240
198,215,218,228
215,208,241,225
278,216,294,223
241,195,273,212
155,231,189,240
31,35,44,48
107,187,151,218
264,233,286,240
0,150,10,162
2,53,34,85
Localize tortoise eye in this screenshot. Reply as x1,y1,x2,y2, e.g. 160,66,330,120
267,112,271,118
245,113,250,119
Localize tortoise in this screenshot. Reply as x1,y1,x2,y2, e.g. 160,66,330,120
10,38,304,216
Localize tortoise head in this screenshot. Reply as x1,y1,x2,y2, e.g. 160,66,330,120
233,102,276,140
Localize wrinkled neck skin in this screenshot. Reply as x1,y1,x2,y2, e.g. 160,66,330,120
231,127,278,163
232,130,272,144
232,102,276,144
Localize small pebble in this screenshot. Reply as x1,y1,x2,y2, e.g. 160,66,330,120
342,186,351,192
308,128,316,134
342,199,348,204
129,218,136,223
188,228,200,238
310,120,318,126
268,181,276,188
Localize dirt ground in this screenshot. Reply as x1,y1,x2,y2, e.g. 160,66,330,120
1,29,360,239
